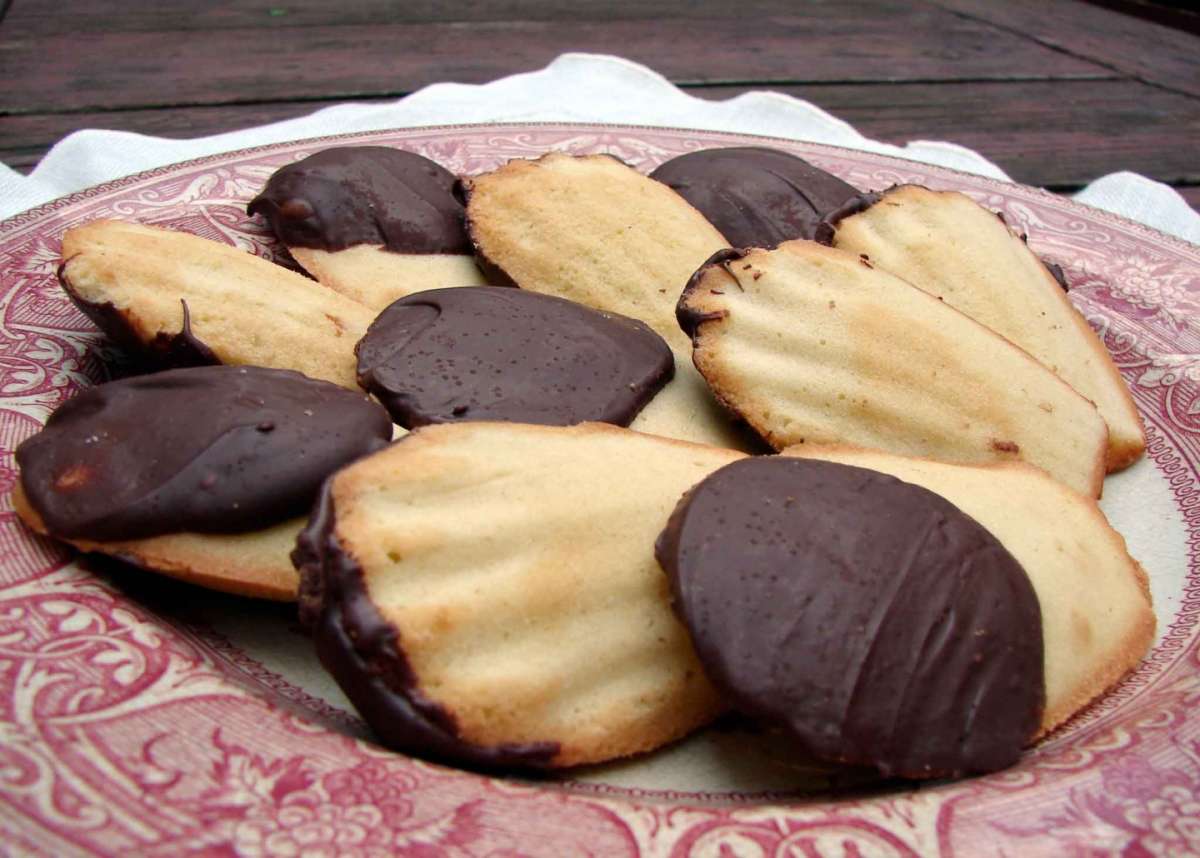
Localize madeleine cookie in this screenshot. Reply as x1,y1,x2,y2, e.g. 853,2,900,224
249,146,486,309
650,146,858,247
783,445,1155,735
817,185,1144,471
60,219,376,389
461,151,750,451
679,242,1109,497
15,365,392,600
356,286,673,427
658,456,1044,778
295,421,746,769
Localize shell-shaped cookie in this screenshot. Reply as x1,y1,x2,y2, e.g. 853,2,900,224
462,152,752,451
782,444,1155,735
296,421,745,768
819,185,1144,471
679,241,1109,497
60,219,376,389
248,147,487,309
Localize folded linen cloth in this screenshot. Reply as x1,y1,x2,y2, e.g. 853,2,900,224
1,53,1197,244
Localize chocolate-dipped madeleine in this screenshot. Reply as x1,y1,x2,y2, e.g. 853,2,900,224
461,151,753,452
650,146,858,247
249,146,486,308
356,286,673,427
15,365,392,599
657,455,1045,778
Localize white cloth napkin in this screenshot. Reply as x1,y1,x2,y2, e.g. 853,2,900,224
2,53,1197,244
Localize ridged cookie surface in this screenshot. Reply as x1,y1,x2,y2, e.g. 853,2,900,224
462,152,750,451
783,445,1155,735
60,219,376,389
296,421,745,768
680,241,1109,497
819,185,1144,471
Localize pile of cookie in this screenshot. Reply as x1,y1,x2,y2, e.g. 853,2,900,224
14,144,1155,781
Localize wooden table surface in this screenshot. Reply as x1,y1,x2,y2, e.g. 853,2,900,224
2,0,1198,214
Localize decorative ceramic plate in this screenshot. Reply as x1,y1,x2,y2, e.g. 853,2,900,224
1,124,1198,857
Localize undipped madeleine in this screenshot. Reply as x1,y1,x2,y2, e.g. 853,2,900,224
679,241,1109,496
817,184,1144,471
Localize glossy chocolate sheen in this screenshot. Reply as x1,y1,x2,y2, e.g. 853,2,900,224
356,286,674,428
650,147,858,248
656,456,1044,778
17,366,392,541
293,482,561,770
248,146,471,254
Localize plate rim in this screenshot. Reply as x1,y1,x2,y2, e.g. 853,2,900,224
3,120,1197,260
2,120,1199,856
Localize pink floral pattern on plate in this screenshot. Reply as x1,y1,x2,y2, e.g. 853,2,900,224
1,124,1198,857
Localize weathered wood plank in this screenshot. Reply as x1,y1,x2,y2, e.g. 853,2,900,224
0,13,1115,115
781,79,1200,188
933,0,1200,97
8,0,911,29
4,79,1195,199
0,100,327,171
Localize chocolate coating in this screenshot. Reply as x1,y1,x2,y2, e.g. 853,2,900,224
657,456,1044,778
650,147,858,248
17,366,392,541
356,286,674,428
59,261,219,369
293,482,561,770
1045,261,1070,292
676,247,748,340
813,189,886,246
248,146,470,255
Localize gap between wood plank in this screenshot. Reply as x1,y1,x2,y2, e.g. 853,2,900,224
1,74,1130,119
928,0,1200,99
5,78,1196,194
1,13,1120,114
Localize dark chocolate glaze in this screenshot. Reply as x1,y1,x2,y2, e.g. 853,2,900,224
1045,262,1070,292
248,146,470,255
650,147,858,248
59,262,219,369
675,248,749,340
656,456,1045,779
356,286,674,428
293,481,561,770
17,365,392,541
813,189,886,246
